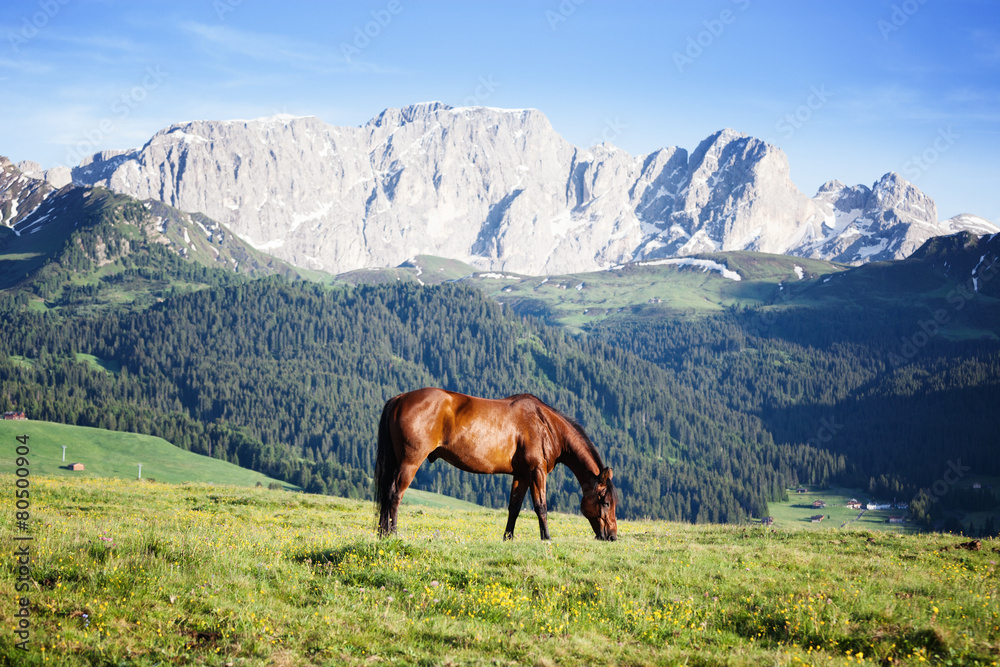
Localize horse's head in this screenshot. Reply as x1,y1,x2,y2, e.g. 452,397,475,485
581,467,618,541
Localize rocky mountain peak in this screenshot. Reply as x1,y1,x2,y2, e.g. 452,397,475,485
40,104,999,274
864,172,938,238
15,159,43,173
869,171,936,217
816,179,847,195
1,156,53,227
372,101,452,127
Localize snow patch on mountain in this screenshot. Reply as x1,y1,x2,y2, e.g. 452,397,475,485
613,257,742,281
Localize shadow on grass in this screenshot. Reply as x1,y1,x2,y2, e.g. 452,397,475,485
292,539,423,567
724,609,950,658
292,539,427,590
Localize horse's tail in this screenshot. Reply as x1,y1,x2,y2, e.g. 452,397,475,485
374,395,400,536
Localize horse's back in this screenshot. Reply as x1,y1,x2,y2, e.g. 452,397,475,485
390,388,539,422
386,388,543,475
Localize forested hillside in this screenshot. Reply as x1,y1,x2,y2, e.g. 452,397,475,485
0,278,845,522
0,182,302,308
2,184,998,528
590,302,1000,530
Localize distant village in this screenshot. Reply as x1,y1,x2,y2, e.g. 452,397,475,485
762,488,911,527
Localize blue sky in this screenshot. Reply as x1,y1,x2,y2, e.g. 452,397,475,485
1,0,997,220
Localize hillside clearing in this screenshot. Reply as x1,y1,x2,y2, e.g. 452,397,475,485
0,420,475,511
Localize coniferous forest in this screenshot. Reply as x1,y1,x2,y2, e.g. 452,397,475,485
2,276,998,525
1,279,835,522
1,191,998,528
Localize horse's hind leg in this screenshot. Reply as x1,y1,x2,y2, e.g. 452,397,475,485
388,461,421,535
528,470,551,541
503,477,529,540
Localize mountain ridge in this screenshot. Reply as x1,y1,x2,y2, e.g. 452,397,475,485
0,158,307,305
10,103,999,275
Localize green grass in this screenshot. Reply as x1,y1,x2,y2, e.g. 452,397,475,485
73,353,121,375
401,488,483,511
330,253,848,331
1,475,997,666
8,355,35,369
336,255,478,287
26,298,48,313
699,252,844,282
332,250,1000,342
286,266,338,285
407,255,478,282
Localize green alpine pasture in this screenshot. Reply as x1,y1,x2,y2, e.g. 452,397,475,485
465,252,847,330
0,421,476,510
0,420,291,489
335,255,478,286
329,252,850,331
1,474,997,666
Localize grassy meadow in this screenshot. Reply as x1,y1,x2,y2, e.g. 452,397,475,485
1,474,998,666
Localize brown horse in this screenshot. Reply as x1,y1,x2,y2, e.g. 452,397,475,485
375,387,618,541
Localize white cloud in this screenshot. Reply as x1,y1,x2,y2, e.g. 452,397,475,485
0,57,53,74
179,21,397,75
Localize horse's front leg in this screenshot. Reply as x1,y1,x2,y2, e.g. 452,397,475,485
528,470,551,541
504,477,529,540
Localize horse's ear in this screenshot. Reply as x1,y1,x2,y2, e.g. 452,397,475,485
598,467,613,484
